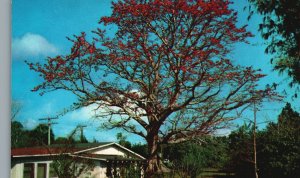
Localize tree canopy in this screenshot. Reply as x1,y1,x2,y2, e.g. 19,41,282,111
258,103,300,178
248,0,300,88
27,0,276,174
227,103,300,178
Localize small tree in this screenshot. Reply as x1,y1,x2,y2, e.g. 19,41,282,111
11,121,26,148
165,137,229,178
27,0,276,174
49,149,95,178
166,141,208,178
11,100,22,121
227,124,255,178
48,129,95,178
11,100,25,148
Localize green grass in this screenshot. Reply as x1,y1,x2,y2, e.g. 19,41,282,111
198,168,235,178
152,168,235,178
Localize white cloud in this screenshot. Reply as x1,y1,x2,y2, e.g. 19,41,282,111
12,33,58,59
23,118,38,130
213,128,232,136
68,104,99,121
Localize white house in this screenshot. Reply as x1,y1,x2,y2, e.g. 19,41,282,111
11,142,146,178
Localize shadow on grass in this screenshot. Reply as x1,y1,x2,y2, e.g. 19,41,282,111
213,175,235,178
199,175,234,178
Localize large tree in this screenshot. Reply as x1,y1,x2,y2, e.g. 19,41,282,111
27,0,275,174
248,0,300,88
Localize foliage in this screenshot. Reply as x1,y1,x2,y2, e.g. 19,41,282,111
73,128,89,143
112,164,143,178
28,124,55,146
124,166,142,178
27,0,276,174
11,100,26,148
55,136,76,144
228,103,300,178
50,155,94,178
164,136,230,178
227,124,254,178
11,121,28,148
248,0,300,87
166,142,205,178
49,129,95,178
131,143,148,158
11,122,55,148
49,147,95,178
205,136,230,169
116,132,132,149
257,103,300,178
11,100,22,121
115,132,148,158
56,126,91,144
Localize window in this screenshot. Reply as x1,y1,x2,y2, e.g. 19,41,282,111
24,163,48,178
23,163,34,178
37,163,47,178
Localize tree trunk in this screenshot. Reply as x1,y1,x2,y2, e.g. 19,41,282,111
145,131,160,177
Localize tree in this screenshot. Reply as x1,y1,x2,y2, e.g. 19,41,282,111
55,136,76,144
11,100,25,148
131,143,148,158
228,104,300,178
48,141,95,178
116,132,132,149
27,0,276,174
50,154,95,178
11,121,27,148
248,0,300,88
66,125,89,143
29,124,55,146
227,124,254,178
174,143,206,178
257,103,300,178
165,136,230,178
11,100,22,121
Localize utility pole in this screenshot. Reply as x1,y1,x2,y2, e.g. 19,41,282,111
39,117,58,145
77,124,87,143
253,100,258,178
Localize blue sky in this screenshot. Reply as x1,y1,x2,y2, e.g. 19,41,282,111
12,0,299,143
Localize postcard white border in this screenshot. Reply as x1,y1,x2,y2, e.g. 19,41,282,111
0,0,11,177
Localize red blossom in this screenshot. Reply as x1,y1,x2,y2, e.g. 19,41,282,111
88,45,96,54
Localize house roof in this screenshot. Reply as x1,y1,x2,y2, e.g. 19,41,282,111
11,142,113,157
11,142,145,160
74,142,145,159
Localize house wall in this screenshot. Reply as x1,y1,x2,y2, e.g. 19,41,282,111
11,159,52,178
92,146,126,157
11,158,108,178
11,162,23,178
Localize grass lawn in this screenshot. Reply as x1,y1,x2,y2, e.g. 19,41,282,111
154,168,235,178
198,168,235,178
